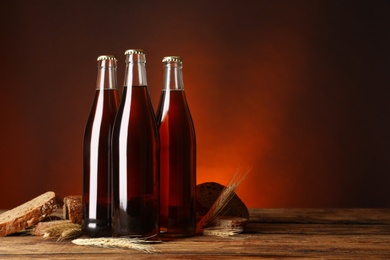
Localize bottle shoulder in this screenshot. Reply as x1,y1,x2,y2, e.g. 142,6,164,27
157,90,194,121
113,85,158,137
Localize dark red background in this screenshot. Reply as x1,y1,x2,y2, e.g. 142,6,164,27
0,0,389,209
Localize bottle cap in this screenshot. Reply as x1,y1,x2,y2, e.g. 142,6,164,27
97,55,117,68
124,49,145,55
97,55,117,61
124,49,146,63
162,56,182,63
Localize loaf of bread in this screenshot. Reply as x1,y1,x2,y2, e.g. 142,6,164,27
0,191,62,236
63,195,82,224
196,182,249,220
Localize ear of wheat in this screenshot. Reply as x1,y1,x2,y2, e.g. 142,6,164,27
42,222,82,241
203,226,244,237
72,237,161,253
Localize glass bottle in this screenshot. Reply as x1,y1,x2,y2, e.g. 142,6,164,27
111,49,160,237
83,55,120,237
156,56,196,237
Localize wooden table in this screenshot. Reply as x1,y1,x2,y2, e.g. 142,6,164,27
0,208,389,259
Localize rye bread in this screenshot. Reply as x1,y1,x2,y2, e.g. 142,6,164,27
196,182,249,220
0,191,62,236
63,195,82,224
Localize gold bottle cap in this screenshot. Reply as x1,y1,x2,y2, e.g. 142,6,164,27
124,49,145,55
162,56,182,63
97,55,117,61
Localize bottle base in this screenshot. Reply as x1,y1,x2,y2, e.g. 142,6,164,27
82,219,112,237
159,227,196,238
83,227,112,237
112,230,160,240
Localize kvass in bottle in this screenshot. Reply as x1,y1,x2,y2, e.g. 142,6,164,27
83,55,120,237
156,56,196,237
111,49,160,237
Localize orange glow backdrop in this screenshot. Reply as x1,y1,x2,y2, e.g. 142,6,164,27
0,1,389,209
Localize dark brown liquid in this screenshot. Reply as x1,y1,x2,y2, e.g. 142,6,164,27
111,85,159,237
156,90,196,237
83,89,119,237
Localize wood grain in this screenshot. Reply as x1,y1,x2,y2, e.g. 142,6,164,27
0,208,389,259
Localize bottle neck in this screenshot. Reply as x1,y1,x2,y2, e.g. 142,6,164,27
96,59,117,90
163,63,184,91
124,53,148,87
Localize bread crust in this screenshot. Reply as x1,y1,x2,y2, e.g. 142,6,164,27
63,195,82,224
0,191,62,236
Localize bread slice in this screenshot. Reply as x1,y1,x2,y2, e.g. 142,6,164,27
0,191,62,236
63,195,82,224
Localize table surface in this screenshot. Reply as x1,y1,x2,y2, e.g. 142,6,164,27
0,208,389,259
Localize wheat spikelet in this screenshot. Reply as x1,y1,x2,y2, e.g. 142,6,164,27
204,226,243,236
72,237,160,253
203,226,244,237
43,222,82,241
57,226,82,241
196,167,250,234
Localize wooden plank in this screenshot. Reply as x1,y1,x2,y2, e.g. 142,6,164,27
248,208,390,224
246,222,390,235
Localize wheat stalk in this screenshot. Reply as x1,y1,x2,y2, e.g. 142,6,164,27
196,167,250,234
72,237,161,253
